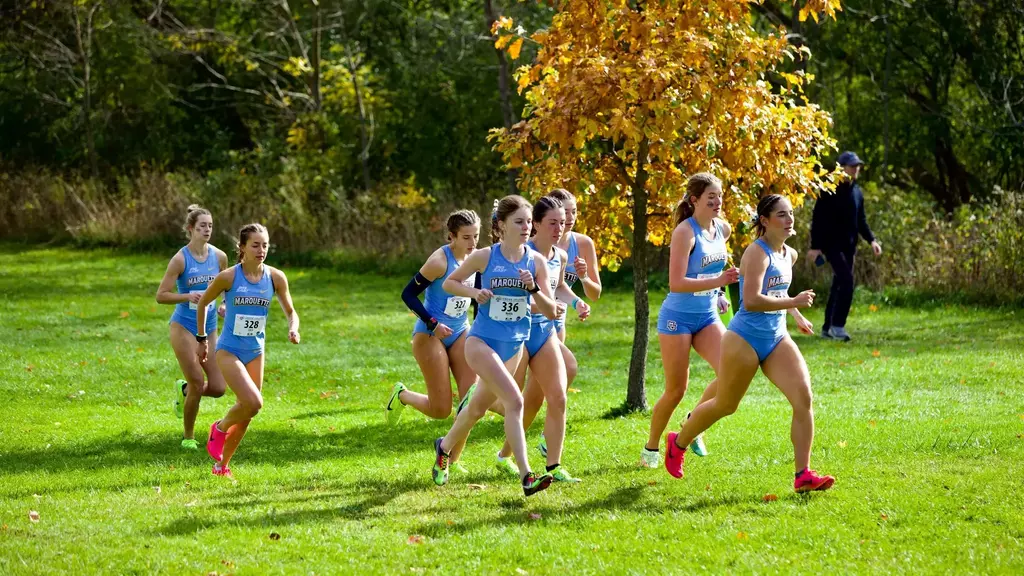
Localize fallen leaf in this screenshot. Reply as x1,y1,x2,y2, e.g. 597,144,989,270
308,388,316,393
467,484,486,491
269,532,281,541
868,304,878,312
960,379,966,385
647,480,657,486
445,520,455,526
221,560,235,568
79,361,88,366
838,440,848,448
705,484,712,491
567,387,581,393
135,348,145,353
407,534,425,544
329,426,336,432
880,514,889,521
25,364,33,372
120,311,130,318
528,513,542,521
1,524,7,531
762,494,778,502
28,511,40,522
737,531,748,540
872,350,881,357
990,362,996,367
869,420,877,428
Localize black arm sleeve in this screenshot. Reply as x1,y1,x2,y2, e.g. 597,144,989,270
856,187,875,243
401,273,436,329
471,273,481,320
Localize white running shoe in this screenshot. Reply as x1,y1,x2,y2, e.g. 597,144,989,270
639,447,660,469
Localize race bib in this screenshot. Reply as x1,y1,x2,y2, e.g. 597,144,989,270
694,273,718,296
444,296,471,318
188,291,214,311
488,295,528,322
233,314,266,337
767,289,789,315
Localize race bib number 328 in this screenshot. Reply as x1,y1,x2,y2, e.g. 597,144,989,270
233,314,266,337
488,295,528,322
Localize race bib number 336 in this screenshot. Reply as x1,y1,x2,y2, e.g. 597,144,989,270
233,314,266,337
488,295,528,322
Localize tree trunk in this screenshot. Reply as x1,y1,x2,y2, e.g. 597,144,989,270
311,0,321,111
625,136,651,412
74,5,99,178
484,0,518,195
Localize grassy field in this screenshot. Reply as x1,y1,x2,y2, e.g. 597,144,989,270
1,245,1023,575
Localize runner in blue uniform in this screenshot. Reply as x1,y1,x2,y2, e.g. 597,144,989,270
642,174,738,468
664,195,835,493
495,195,589,483
547,189,602,341
197,223,301,478
156,205,229,450
386,210,480,424
430,195,559,497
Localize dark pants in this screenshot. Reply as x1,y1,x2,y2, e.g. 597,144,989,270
823,247,856,331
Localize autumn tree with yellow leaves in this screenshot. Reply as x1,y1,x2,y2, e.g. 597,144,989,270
492,0,843,410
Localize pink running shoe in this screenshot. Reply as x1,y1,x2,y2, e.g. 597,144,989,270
212,464,233,478
664,432,687,479
794,468,835,493
207,421,226,462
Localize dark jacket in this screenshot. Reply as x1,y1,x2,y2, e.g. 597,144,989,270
810,180,875,251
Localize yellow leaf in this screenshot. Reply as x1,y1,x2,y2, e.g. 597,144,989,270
509,38,524,60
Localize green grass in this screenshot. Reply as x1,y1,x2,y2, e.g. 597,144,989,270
1,245,1023,575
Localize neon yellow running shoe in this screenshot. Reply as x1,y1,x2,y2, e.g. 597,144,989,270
173,379,186,419
549,465,582,483
495,454,520,478
181,438,198,451
385,383,407,426
456,383,476,417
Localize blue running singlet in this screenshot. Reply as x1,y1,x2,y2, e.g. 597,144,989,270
412,245,475,348
217,264,275,361
662,217,729,314
728,238,793,362
469,244,536,344
169,246,220,336
524,240,560,357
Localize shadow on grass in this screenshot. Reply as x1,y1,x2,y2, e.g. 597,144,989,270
156,475,430,536
409,483,750,538
0,418,511,482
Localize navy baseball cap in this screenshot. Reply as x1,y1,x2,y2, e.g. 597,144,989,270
837,151,865,166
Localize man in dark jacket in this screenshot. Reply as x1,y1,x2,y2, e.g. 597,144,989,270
807,151,882,342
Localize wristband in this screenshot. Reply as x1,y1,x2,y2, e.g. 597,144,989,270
527,285,540,294
195,334,208,343
427,318,439,331
571,298,580,310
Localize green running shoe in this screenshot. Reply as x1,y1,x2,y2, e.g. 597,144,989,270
385,383,407,425
496,454,520,478
538,434,548,458
456,383,476,418
522,472,554,496
451,461,469,475
173,379,186,419
549,465,581,483
181,438,198,451
432,438,450,486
